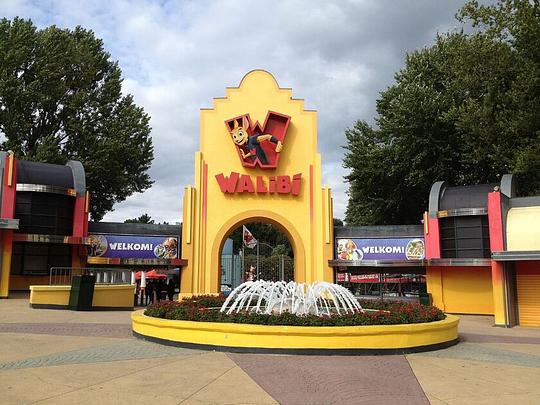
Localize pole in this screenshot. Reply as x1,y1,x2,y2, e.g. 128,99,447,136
256,243,260,280
242,245,245,282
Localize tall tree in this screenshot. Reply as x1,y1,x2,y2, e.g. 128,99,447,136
124,214,154,224
344,0,540,225
0,18,154,220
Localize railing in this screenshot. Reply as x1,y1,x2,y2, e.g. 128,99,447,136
49,267,134,286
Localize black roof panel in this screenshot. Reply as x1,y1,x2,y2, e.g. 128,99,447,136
439,184,497,210
16,161,74,188
89,221,181,237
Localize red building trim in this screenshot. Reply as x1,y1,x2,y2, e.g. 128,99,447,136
309,165,314,223
425,217,441,259
487,191,505,252
1,155,16,219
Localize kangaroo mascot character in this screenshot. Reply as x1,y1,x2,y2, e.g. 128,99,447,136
229,116,283,165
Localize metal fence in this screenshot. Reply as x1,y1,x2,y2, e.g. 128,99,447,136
49,267,134,286
221,254,294,290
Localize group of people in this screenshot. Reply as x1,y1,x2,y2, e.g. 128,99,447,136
135,278,175,306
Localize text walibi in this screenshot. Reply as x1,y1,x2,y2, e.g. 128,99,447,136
215,172,301,195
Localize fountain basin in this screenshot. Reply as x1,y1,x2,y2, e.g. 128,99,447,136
132,311,459,355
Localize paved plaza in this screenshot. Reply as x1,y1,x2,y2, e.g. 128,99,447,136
1,294,539,404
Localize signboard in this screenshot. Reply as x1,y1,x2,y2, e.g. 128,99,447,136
88,234,178,259
336,238,425,261
336,273,426,283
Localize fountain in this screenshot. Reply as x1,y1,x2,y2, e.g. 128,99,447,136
220,280,363,316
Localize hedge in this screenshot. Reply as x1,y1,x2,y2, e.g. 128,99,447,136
144,295,444,326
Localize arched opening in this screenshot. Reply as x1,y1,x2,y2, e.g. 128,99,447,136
220,221,294,293
210,210,306,294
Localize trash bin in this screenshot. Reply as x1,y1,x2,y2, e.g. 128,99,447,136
419,292,432,306
68,274,96,311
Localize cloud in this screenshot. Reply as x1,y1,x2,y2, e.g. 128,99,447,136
1,0,467,223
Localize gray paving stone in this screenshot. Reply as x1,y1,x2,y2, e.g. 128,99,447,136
410,342,540,368
0,340,201,370
0,322,132,338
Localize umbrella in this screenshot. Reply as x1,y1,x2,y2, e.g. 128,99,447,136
146,269,167,279
135,270,167,280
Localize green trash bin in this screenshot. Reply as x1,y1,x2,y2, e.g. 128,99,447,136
68,274,96,311
419,292,432,306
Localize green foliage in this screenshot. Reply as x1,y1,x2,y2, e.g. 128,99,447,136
228,222,293,257
333,218,344,227
124,213,154,224
144,295,445,326
0,18,154,220
344,0,540,225
271,244,289,256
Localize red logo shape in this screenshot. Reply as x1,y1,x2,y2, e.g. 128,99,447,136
225,111,291,170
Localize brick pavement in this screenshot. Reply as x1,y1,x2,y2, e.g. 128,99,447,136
2,296,540,404
0,340,199,370
230,353,429,405
0,322,132,338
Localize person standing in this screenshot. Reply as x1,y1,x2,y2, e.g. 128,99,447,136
167,279,175,301
146,280,154,305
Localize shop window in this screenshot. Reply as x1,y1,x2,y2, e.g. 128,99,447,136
10,243,23,275
15,192,74,235
9,243,72,276
440,216,491,258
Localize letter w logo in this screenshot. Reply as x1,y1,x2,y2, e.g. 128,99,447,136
224,111,291,170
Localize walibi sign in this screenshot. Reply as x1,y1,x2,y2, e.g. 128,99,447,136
88,234,178,259
336,238,425,261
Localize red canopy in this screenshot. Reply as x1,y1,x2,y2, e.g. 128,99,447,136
135,269,167,280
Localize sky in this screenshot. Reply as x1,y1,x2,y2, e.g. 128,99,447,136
1,0,469,224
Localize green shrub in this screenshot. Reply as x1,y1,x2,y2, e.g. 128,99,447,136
144,296,444,326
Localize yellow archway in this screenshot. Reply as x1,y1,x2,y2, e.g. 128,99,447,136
180,70,334,297
211,210,306,289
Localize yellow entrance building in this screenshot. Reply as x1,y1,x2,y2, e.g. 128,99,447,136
180,70,334,297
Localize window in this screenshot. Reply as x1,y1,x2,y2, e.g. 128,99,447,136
440,216,491,259
15,192,74,235
10,242,72,276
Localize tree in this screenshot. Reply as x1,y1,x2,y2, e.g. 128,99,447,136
333,218,344,227
228,222,293,257
124,214,154,224
0,18,154,220
344,0,540,225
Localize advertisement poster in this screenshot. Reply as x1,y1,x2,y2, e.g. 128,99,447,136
336,237,425,261
88,234,178,259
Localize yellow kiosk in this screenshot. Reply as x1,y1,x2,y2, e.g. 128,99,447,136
180,70,334,297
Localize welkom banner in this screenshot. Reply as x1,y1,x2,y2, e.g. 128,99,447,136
88,234,179,259
336,238,425,261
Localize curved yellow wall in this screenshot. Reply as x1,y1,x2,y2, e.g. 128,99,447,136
181,70,334,296
507,206,540,251
132,311,459,351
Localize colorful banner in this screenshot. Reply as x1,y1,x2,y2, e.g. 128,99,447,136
88,234,178,259
336,238,425,261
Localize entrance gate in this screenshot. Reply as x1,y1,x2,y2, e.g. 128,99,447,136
180,70,334,297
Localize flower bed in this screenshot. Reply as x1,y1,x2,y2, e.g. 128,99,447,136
144,295,444,326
